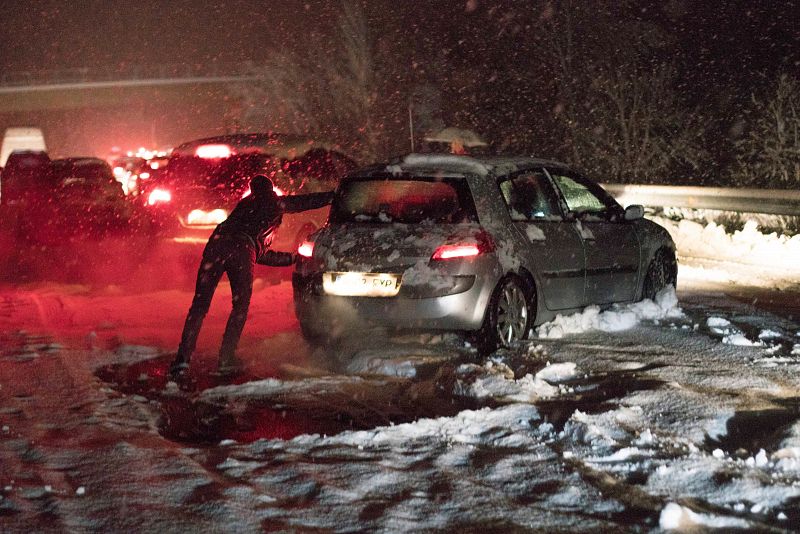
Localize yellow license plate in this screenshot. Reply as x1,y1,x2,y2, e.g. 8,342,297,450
322,272,402,297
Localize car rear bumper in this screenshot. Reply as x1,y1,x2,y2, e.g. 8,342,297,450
292,271,493,335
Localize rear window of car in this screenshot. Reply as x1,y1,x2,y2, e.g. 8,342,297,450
330,177,478,224
52,162,113,183
164,150,355,194
166,154,273,190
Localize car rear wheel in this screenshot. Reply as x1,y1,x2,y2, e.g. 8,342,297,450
642,248,678,301
476,276,534,354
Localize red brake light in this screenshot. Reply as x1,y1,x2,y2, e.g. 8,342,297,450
195,144,232,159
431,232,494,261
431,244,481,260
297,240,314,258
147,188,171,206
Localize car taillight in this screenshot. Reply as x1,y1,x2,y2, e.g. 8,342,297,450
147,188,171,206
431,232,494,261
431,244,481,260
297,240,314,258
195,144,232,159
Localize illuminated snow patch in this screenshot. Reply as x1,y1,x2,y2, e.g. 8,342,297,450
659,502,752,530
454,361,579,402
272,404,543,449
707,317,765,347
537,286,683,339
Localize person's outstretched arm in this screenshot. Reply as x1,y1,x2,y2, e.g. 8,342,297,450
256,250,295,266
280,191,334,213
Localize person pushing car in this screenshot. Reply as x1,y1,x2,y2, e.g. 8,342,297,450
170,174,332,379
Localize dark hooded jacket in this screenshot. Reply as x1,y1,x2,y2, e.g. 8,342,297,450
212,190,333,262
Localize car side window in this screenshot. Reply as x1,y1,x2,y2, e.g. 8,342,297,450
498,170,560,221
550,173,616,218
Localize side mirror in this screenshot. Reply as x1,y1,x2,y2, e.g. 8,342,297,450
624,204,644,221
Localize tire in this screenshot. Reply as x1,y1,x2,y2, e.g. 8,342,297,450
476,276,535,354
641,248,678,301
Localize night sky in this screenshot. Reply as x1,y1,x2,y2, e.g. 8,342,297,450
3,1,797,80
1,0,799,178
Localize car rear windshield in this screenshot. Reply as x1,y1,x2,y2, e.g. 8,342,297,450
165,154,273,190
52,162,113,183
330,176,478,224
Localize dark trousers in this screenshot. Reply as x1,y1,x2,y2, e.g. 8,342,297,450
175,234,255,366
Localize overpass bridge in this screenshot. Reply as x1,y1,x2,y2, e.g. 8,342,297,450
0,63,264,112
0,63,267,156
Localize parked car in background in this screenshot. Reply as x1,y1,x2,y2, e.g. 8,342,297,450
1,154,137,244
53,157,130,221
141,133,357,252
0,150,51,207
293,154,677,352
31,157,132,241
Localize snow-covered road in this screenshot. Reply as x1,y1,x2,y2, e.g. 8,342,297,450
1,267,799,532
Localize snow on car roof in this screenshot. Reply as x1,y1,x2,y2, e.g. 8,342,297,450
377,153,571,178
171,133,337,159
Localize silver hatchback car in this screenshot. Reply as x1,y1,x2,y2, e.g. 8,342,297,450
292,154,676,351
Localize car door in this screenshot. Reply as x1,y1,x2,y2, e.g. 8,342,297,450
497,168,586,310
548,170,640,304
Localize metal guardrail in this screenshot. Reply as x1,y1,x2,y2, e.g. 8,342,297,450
602,184,800,217
0,63,262,87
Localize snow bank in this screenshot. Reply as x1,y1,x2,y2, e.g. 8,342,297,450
654,217,800,285
252,403,543,450
566,400,800,525
537,286,683,339
200,375,368,402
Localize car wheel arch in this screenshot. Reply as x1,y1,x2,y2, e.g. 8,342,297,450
474,272,536,354
515,267,540,323
641,246,678,300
